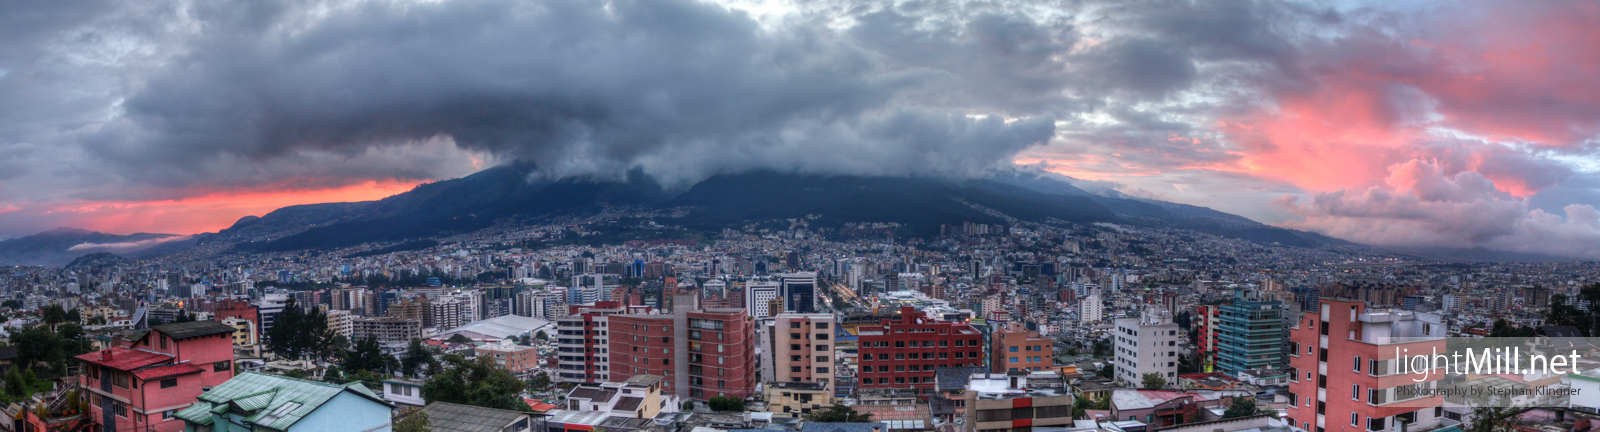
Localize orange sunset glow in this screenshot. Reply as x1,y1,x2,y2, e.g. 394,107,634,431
31,180,423,235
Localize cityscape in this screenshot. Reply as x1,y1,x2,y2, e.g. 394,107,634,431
3,1,1600,432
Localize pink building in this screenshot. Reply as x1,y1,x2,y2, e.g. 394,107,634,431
77,321,238,432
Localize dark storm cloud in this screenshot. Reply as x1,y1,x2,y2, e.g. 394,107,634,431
82,0,1067,188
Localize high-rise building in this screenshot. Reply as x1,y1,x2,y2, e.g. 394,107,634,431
1285,299,1447,432
553,302,627,384
857,306,984,390
389,296,433,328
991,321,1052,373
609,293,759,401
1113,309,1180,386
1080,292,1103,322
351,316,422,346
1525,286,1552,308
779,272,818,314
1215,291,1284,376
771,313,836,392
431,295,473,330
746,280,779,319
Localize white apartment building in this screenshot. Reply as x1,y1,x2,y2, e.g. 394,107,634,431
1080,293,1103,322
1113,309,1180,387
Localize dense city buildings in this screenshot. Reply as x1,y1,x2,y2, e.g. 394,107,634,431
858,307,984,390
608,293,759,401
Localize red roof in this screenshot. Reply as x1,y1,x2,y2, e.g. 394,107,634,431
131,363,203,381
74,347,172,371
524,399,558,412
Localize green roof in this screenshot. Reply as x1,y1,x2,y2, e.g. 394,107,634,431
175,371,393,430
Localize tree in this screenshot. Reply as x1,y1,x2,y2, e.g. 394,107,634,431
535,331,548,341
447,334,474,344
423,354,530,411
708,396,745,412
529,374,551,391
1141,373,1166,389
39,304,68,326
342,337,390,374
401,338,435,377
12,325,64,375
803,404,873,422
394,411,430,432
1222,397,1269,419
266,298,333,360
1096,363,1114,380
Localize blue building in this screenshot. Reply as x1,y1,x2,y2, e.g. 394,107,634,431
176,371,394,432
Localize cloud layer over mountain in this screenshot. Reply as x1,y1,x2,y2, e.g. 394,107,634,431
1,0,1598,257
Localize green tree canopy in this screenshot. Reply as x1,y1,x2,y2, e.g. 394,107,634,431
394,411,430,432
708,396,745,412
803,404,873,422
266,298,333,360
401,338,436,377
423,354,530,412
1141,373,1166,389
342,337,390,374
1222,397,1269,419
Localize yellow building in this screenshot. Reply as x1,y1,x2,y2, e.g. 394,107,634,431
763,381,832,418
221,317,258,347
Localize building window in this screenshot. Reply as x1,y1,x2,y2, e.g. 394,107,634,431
161,378,178,388
1351,413,1359,426
215,361,231,372
1354,356,1362,372
1352,384,1360,400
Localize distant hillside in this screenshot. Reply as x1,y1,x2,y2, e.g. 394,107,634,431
65,252,134,270
1386,247,1580,263
0,227,179,266
206,162,1361,252
986,167,1350,248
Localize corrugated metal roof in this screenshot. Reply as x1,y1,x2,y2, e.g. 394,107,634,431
433,315,552,340
152,320,238,339
180,371,393,430
232,391,278,411
419,401,529,432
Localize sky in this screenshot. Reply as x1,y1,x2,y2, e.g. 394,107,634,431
1,0,1598,258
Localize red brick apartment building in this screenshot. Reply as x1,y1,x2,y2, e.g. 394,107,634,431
609,293,758,401
1286,298,1451,432
858,306,983,390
